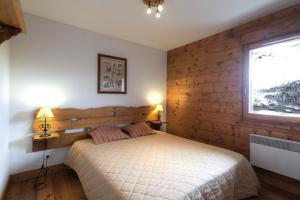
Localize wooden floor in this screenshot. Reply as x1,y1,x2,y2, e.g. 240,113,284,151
3,165,299,200
4,167,87,200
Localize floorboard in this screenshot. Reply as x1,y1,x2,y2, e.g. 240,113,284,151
4,169,86,200
3,166,297,200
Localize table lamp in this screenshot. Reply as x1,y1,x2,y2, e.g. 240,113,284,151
155,104,163,121
36,107,54,138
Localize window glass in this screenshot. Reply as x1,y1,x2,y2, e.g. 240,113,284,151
248,37,300,117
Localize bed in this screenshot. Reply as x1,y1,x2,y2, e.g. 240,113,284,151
65,131,260,200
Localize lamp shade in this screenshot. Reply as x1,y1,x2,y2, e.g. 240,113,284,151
155,104,163,112
36,108,54,119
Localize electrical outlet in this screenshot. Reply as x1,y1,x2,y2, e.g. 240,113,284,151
46,154,52,160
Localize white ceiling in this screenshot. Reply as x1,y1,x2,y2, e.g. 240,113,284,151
21,0,300,51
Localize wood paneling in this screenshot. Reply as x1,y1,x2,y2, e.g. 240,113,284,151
32,106,158,151
167,3,300,196
167,3,300,154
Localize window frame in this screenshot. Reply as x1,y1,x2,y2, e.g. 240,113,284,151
243,33,300,124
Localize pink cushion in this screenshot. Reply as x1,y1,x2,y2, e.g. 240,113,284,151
124,122,155,138
88,127,129,145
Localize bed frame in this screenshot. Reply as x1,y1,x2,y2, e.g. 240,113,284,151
32,106,158,152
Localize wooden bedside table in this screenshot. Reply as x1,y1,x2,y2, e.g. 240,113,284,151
33,133,60,140
148,121,166,131
32,133,60,152
32,132,90,152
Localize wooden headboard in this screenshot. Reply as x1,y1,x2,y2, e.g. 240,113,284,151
32,106,157,152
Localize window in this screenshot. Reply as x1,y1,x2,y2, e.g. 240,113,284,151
244,35,300,122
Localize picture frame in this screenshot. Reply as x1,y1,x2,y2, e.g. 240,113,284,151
97,54,127,94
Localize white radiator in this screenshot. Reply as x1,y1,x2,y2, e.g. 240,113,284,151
250,134,300,180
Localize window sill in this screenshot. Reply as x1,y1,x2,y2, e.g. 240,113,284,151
243,113,300,124
237,117,300,134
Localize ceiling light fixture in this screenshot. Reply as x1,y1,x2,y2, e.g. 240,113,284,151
143,0,164,18
147,2,152,14
156,10,160,18
158,4,163,12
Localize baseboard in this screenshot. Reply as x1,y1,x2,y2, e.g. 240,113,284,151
1,177,11,200
9,164,68,183
254,166,300,198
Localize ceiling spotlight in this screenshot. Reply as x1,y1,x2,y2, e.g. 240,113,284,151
158,4,163,12
156,11,160,18
147,7,152,14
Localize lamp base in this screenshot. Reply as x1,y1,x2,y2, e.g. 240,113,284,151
39,133,52,138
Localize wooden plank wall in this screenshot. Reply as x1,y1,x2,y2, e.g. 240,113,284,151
167,4,300,195
167,4,300,154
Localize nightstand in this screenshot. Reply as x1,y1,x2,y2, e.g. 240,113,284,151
148,121,166,131
32,133,60,152
33,133,60,141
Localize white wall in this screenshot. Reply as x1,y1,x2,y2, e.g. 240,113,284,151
0,41,10,197
9,14,166,174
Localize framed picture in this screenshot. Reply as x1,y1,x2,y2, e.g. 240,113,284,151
98,54,127,94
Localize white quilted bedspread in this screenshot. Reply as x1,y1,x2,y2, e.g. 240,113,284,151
65,132,259,200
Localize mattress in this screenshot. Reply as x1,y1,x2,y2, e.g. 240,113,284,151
65,132,259,200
